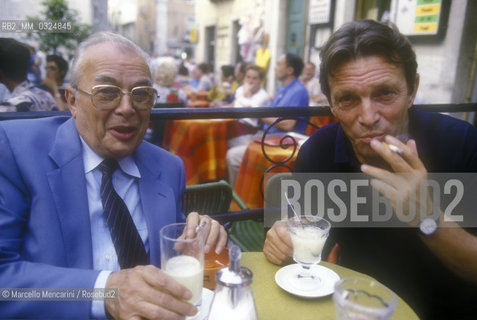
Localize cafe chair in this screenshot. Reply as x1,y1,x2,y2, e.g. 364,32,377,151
183,180,265,252
183,180,246,215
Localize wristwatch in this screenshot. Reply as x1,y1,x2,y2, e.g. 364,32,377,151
419,216,439,236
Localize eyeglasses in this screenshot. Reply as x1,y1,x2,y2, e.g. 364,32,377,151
75,84,158,110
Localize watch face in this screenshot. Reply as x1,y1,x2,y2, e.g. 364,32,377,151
420,218,438,235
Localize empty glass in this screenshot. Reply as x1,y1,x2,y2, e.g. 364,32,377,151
333,277,398,320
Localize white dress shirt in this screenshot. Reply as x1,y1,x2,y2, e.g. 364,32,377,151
233,86,270,127
80,138,148,318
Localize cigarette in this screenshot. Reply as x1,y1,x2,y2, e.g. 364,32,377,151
382,142,404,156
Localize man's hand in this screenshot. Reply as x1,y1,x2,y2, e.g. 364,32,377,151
263,220,293,265
361,135,434,226
185,212,227,254
362,135,477,283
105,265,197,320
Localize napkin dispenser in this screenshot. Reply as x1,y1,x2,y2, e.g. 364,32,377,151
208,245,257,320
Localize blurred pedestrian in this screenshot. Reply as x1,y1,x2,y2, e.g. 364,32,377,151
39,54,69,110
226,54,309,187
209,65,238,107
26,45,42,86
153,57,187,105
0,38,57,112
300,62,327,106
192,62,213,91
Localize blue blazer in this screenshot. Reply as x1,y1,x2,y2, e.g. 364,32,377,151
0,116,185,319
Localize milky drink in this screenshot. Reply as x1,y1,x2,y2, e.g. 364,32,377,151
290,226,327,264
164,255,203,305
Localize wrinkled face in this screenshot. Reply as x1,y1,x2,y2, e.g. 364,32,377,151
66,43,152,159
328,55,418,163
46,61,62,84
275,55,289,82
243,69,261,93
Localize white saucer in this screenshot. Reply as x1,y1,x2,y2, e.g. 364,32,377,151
275,264,340,298
188,288,214,320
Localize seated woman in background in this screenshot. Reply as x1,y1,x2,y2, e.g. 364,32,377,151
208,65,238,107
153,57,188,105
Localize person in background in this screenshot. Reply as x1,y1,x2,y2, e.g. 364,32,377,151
177,62,192,92
149,57,189,145
0,38,57,112
261,53,309,133
209,65,239,107
39,54,70,110
226,54,309,187
300,62,327,106
0,32,227,319
26,45,42,86
263,20,477,319
153,57,187,105
255,33,271,86
192,62,213,92
224,64,270,186
0,82,10,103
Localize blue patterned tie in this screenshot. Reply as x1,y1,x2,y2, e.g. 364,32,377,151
99,159,148,269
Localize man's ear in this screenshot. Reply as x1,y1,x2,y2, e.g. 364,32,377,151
65,86,77,117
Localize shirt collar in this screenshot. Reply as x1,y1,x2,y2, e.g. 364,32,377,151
80,137,141,178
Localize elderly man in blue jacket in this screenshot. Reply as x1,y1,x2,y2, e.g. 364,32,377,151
0,32,227,319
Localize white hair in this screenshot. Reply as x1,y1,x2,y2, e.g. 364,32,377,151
69,32,152,86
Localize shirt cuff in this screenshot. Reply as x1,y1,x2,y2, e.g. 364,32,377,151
91,270,113,319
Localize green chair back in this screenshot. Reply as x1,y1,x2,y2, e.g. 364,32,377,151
183,180,264,252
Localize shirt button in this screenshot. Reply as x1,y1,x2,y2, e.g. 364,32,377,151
105,254,111,261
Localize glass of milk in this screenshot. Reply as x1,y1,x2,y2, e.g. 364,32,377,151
287,215,331,290
160,222,205,309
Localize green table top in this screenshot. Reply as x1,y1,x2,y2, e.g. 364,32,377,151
241,252,418,320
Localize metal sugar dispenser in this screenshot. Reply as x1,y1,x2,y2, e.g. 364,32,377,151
208,245,257,320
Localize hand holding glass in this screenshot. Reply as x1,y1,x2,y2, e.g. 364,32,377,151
160,223,205,307
287,215,331,291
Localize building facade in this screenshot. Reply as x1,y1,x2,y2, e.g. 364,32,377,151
134,0,196,57
194,0,477,108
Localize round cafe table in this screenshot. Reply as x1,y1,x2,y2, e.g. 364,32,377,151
240,252,418,320
163,119,239,185
232,134,306,210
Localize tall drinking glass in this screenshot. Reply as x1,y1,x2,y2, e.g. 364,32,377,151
160,223,205,309
287,215,331,291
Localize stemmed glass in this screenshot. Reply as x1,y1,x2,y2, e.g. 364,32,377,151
287,215,331,291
